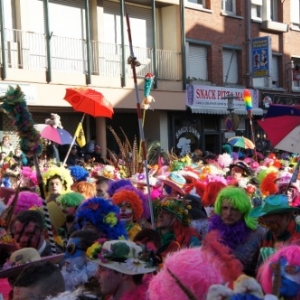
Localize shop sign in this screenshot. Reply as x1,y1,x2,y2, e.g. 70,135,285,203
0,82,37,103
186,85,259,110
261,92,300,109
175,126,200,157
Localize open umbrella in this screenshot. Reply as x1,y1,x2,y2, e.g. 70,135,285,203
258,104,300,153
34,124,73,145
64,87,114,118
228,136,255,149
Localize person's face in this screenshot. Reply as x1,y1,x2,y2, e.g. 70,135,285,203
96,265,122,296
48,178,63,195
13,285,43,300
220,200,243,226
258,214,291,237
64,237,86,272
270,258,300,297
280,186,296,203
231,167,243,180
13,221,43,249
62,206,77,222
118,201,133,224
71,148,77,154
3,138,9,147
96,181,109,198
15,149,21,157
156,209,175,230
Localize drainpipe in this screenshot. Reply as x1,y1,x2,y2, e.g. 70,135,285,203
85,0,92,85
120,0,126,87
44,0,52,83
180,0,186,90
246,0,252,88
152,0,157,89
0,0,7,79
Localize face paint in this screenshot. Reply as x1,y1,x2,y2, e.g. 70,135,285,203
64,237,86,272
118,202,133,224
270,257,300,297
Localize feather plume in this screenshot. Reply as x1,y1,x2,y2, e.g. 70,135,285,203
147,140,161,166
166,268,198,300
108,126,127,159
120,127,133,154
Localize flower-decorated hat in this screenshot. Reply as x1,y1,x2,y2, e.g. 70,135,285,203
0,247,63,278
157,172,186,196
131,168,161,187
153,198,192,226
86,240,158,275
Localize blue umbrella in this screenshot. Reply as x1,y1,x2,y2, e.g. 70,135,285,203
34,124,73,145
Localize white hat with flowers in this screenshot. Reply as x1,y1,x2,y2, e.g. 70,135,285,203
86,240,158,275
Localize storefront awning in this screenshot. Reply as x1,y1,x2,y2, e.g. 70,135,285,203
188,106,264,116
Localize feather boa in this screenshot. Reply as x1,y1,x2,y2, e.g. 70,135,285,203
209,214,251,249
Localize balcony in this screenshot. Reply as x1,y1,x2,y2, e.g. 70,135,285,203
0,28,182,81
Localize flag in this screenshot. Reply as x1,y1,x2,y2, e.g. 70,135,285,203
75,122,86,148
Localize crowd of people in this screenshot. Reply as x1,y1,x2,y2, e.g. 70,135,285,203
1,133,300,299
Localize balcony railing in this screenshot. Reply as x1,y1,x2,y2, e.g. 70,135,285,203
1,28,181,81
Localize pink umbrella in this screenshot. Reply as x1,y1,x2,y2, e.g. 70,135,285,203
34,124,73,145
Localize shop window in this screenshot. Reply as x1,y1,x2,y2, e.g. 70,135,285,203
292,57,300,90
223,49,238,85
187,43,208,81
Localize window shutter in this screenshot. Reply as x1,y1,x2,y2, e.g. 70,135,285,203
187,44,207,80
223,49,238,84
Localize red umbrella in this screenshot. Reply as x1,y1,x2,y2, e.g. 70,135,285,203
64,87,114,118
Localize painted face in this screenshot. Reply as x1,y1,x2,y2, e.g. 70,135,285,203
156,209,175,230
13,221,43,249
48,178,63,195
258,214,290,238
118,201,133,224
270,258,300,297
220,200,243,226
96,265,122,296
64,237,86,272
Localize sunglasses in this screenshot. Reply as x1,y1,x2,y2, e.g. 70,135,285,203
66,242,86,255
270,262,300,275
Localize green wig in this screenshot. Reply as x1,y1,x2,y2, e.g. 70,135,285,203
214,186,257,230
57,192,85,208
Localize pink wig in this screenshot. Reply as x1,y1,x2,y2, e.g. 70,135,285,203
147,247,223,300
7,191,43,215
257,245,300,294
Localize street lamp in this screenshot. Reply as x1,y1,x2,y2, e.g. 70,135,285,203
222,93,240,133
222,93,239,113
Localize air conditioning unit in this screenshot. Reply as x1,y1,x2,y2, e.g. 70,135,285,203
7,41,19,68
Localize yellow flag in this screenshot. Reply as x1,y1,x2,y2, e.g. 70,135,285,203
75,122,86,148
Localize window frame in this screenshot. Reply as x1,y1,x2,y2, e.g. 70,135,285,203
222,0,236,15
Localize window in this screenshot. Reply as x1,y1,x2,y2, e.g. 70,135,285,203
270,0,278,21
188,0,205,6
292,57,300,89
222,0,236,14
251,0,262,19
291,0,300,27
223,49,238,85
187,43,208,81
271,55,279,87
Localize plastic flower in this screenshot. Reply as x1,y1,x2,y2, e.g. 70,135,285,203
86,242,101,259
104,212,118,227
124,258,146,273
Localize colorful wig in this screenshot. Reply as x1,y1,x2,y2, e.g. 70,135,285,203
56,192,85,208
214,186,257,230
106,179,133,197
257,245,300,295
115,185,150,219
42,166,73,195
202,181,226,207
148,232,242,300
185,182,206,198
7,191,43,215
260,171,278,197
111,189,143,221
74,181,96,200
75,197,127,240
68,165,89,182
20,166,38,186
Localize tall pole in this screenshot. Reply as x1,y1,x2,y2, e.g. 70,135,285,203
125,14,155,228
0,0,7,79
44,0,52,83
84,0,92,85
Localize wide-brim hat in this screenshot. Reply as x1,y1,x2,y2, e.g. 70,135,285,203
88,240,157,275
131,169,161,187
0,247,64,278
250,194,300,218
229,161,254,177
158,172,186,195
